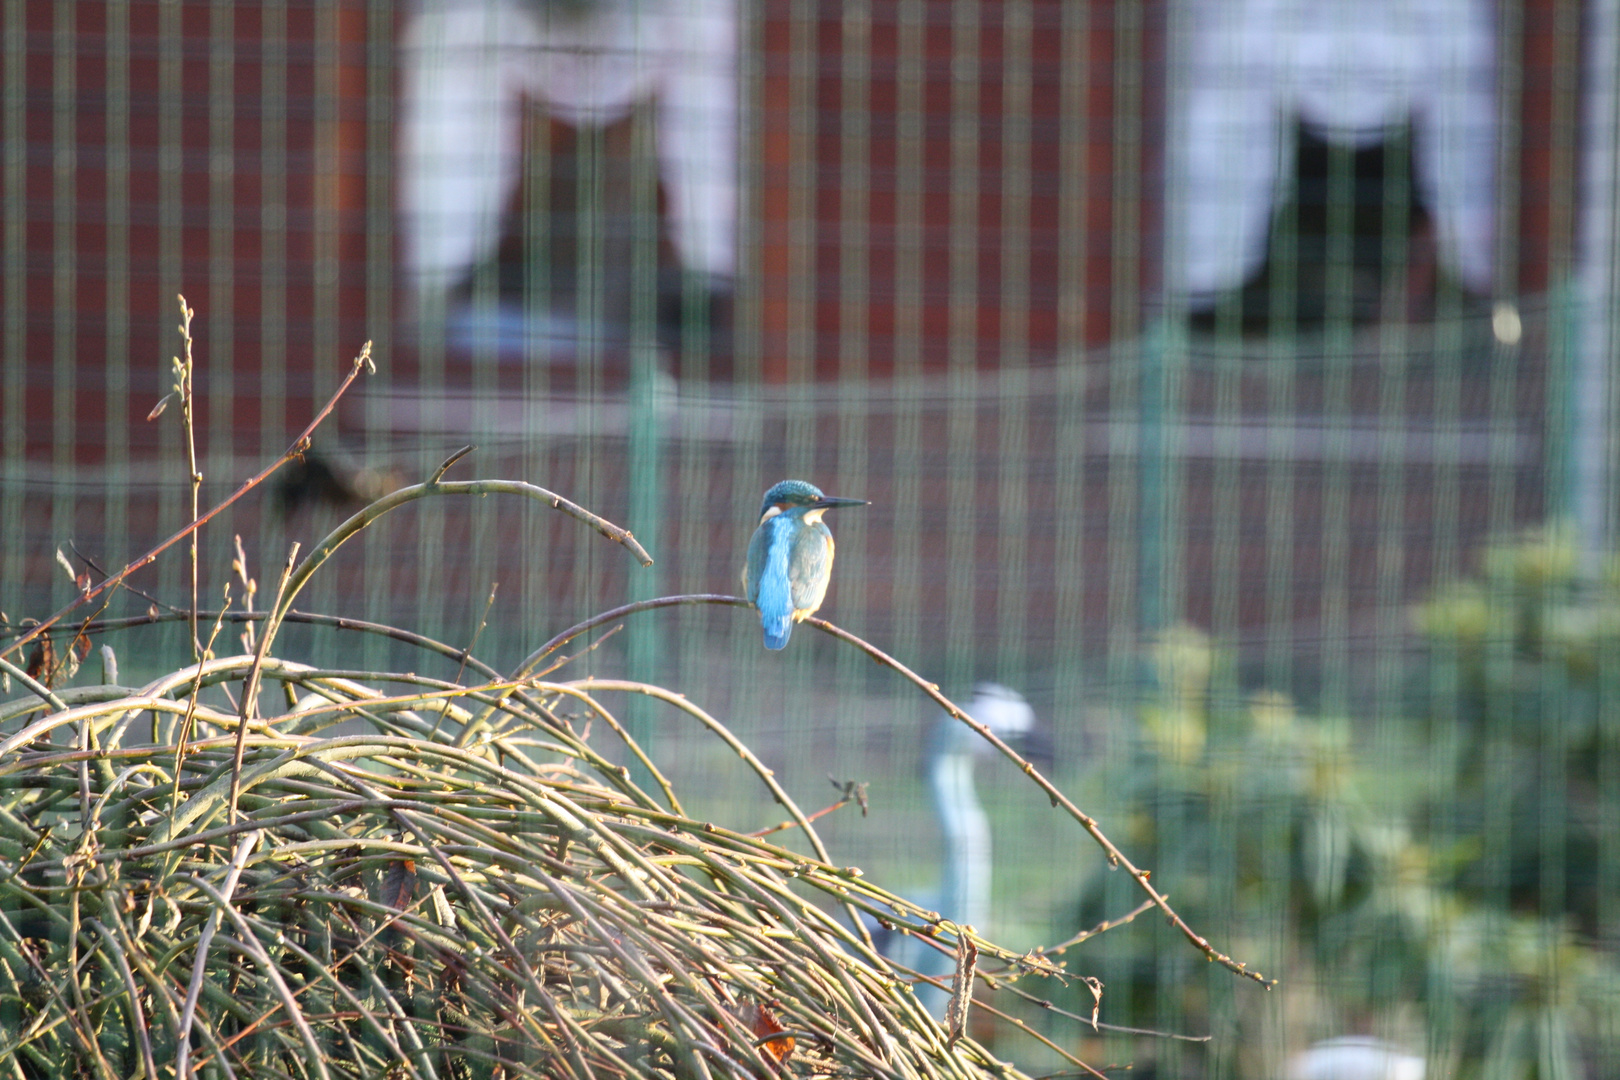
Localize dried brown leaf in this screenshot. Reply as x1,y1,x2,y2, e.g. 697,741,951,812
944,932,980,1047
737,1000,794,1065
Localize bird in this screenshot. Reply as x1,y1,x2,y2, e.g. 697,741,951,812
273,447,401,519
878,683,1045,1018
742,479,867,650
1285,1036,1424,1080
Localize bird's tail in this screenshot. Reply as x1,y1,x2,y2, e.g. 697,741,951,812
761,612,792,650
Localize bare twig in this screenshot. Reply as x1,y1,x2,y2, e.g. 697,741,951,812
232,534,258,653
990,896,1158,968
456,582,500,685
987,974,1212,1043
515,593,1272,987
175,295,203,661
43,608,509,682
513,594,744,679
257,475,652,685
748,784,865,838
66,539,177,614
2,340,376,662
430,443,476,483
228,544,298,824
87,918,160,1080
175,829,261,1080
943,934,979,1047
173,584,236,812
904,961,1108,1076
802,612,1273,987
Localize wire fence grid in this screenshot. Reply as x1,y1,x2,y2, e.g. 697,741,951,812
3,0,1618,1076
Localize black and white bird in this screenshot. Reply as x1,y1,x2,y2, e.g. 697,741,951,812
1285,1037,1424,1080
879,683,1042,1018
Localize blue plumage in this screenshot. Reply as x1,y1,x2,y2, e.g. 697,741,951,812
754,516,796,649
743,480,867,650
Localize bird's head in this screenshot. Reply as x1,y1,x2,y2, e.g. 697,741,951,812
932,682,1052,766
756,479,869,525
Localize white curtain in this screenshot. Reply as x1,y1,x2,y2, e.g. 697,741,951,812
1169,0,1497,304
398,0,738,296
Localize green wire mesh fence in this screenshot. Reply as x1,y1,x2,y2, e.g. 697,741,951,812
4,0,1618,1075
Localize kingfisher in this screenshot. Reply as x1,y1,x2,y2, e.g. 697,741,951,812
743,480,868,650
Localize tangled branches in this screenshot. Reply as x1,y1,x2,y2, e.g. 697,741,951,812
0,649,1069,1079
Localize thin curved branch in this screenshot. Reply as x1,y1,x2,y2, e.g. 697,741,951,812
553,677,881,955
517,593,1273,987
271,476,651,637
804,612,1272,987
3,341,375,662
39,609,509,684
513,594,746,680
0,654,69,712
241,474,653,712
429,444,476,484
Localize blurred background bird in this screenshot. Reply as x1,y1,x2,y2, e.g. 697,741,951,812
1285,1036,1424,1080
273,446,402,520
742,479,866,650
875,682,1049,1018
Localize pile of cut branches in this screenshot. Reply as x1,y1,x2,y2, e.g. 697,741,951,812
0,647,1062,1079
0,308,1255,1078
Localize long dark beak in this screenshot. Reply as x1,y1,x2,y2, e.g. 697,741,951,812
813,495,869,510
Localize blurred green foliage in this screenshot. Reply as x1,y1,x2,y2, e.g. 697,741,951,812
1069,525,1620,1078
1415,523,1618,936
